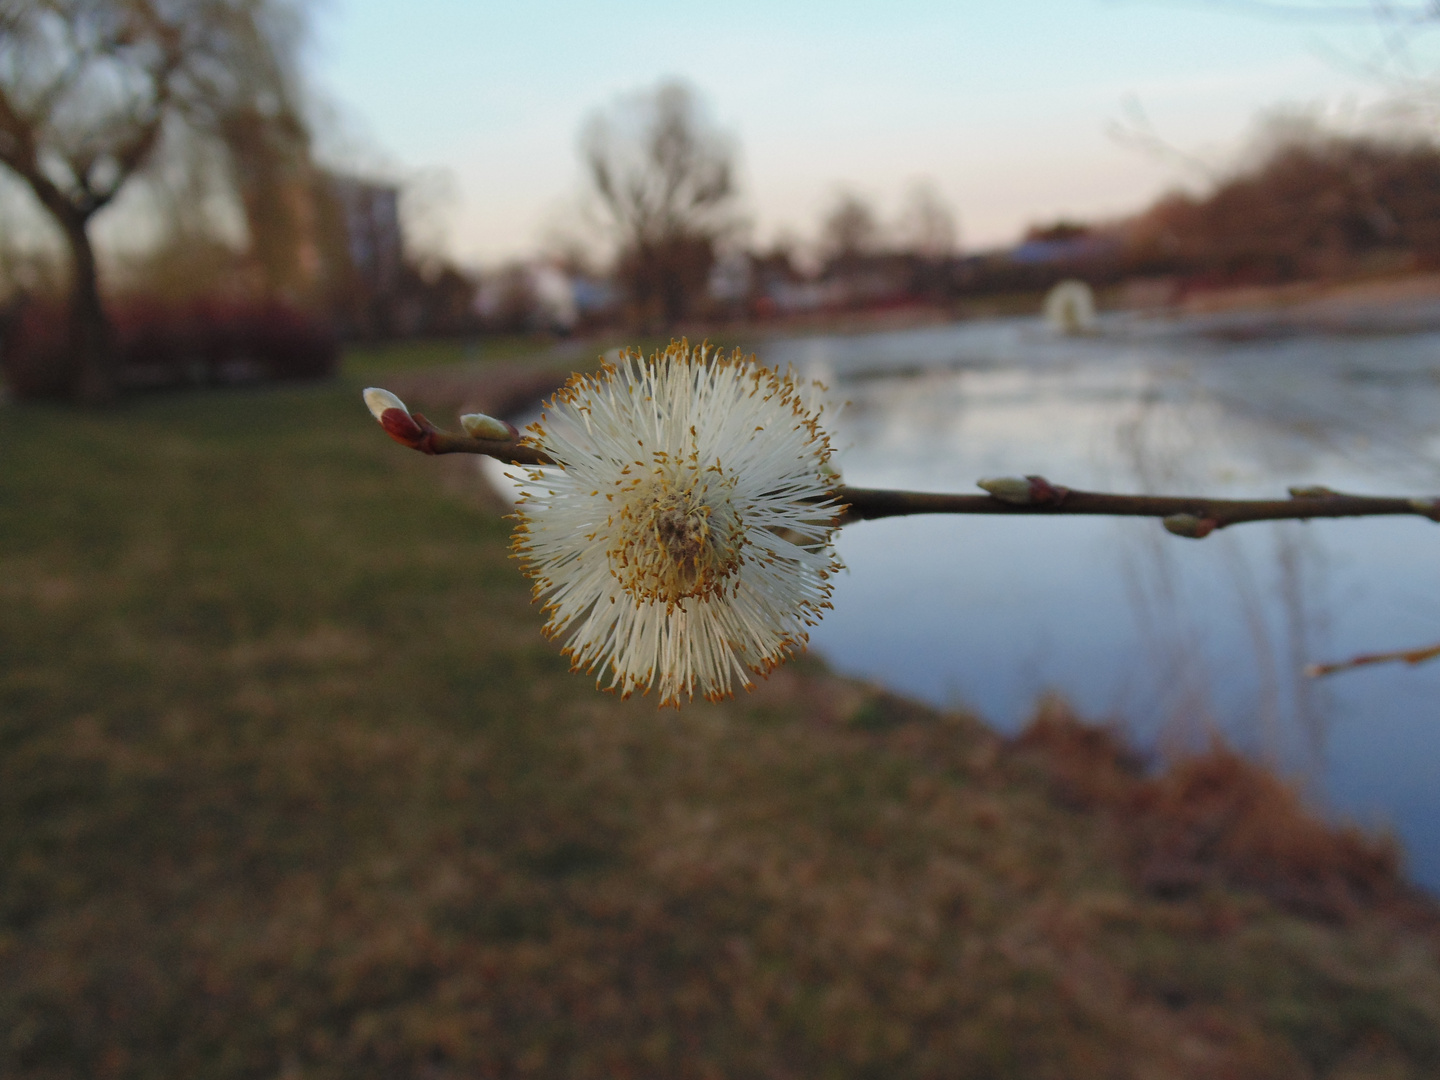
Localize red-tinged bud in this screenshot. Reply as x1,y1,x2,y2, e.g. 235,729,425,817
380,408,425,445
1408,497,1440,515
1289,485,1337,499
1025,475,1069,504
364,387,426,447
1163,513,1216,539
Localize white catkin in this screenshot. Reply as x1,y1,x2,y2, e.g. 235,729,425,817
511,341,842,707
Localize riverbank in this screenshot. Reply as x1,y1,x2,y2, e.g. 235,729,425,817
1166,271,1440,339
4,344,1440,1077
698,268,1440,343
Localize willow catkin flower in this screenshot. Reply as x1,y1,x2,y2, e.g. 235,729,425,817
511,341,843,706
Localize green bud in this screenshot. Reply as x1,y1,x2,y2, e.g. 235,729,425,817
1163,513,1216,539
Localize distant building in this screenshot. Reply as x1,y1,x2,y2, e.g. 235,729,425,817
708,250,754,307
299,172,488,339
530,263,579,332
328,175,404,302
1008,234,1118,267
475,261,616,334
765,278,846,314
570,275,618,322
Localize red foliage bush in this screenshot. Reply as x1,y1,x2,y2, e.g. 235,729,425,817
0,299,68,399
1,296,338,400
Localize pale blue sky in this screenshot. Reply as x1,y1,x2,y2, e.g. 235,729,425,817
309,1,1427,265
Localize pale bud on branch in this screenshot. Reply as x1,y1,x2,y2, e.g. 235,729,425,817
460,412,519,441
1408,497,1440,517
978,475,1068,506
1162,513,1217,539
978,476,1034,504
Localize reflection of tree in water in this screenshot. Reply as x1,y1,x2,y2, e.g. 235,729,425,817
1108,369,1335,776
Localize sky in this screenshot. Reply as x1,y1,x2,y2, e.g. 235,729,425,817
308,0,1435,267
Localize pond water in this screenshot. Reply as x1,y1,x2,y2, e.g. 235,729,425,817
487,317,1440,888
762,316,1440,889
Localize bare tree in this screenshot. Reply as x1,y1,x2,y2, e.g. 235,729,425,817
819,190,881,274
581,80,737,328
0,0,309,401
896,180,958,259
1180,2,1440,123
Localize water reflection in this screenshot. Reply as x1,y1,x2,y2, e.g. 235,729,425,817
763,317,1440,889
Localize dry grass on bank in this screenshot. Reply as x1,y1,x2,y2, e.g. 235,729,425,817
3,340,1440,1078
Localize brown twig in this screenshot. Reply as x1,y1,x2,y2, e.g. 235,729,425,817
416,419,554,466
365,396,1440,535
368,394,1440,682
367,397,554,466
835,482,1440,532
1306,642,1440,678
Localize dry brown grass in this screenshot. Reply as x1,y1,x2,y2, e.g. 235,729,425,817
1016,698,1414,922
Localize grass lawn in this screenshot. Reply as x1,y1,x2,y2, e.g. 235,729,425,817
3,337,1440,1078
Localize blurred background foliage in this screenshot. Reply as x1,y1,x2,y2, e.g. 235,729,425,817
8,4,1440,403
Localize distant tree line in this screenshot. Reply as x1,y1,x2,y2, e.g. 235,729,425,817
10,30,1440,405
1126,129,1440,285
927,125,1440,302
576,85,1440,325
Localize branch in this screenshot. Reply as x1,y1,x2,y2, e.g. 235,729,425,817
835,480,1440,533
0,83,84,227
360,389,1440,536
362,388,552,466
0,0,181,220
1164,1,1436,24
83,108,167,212
1306,641,1440,677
